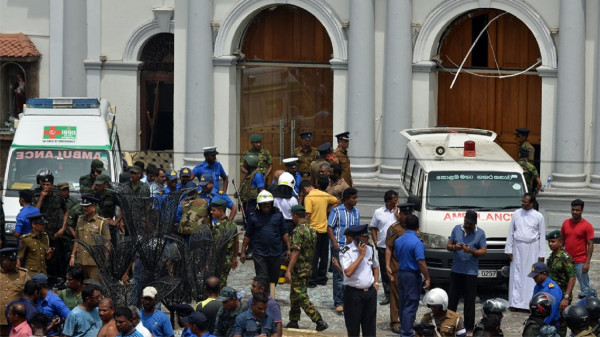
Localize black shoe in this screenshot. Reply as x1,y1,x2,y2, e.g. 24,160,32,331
286,321,299,329
316,320,328,331
392,326,402,334
380,296,390,305
317,280,327,286
307,282,317,288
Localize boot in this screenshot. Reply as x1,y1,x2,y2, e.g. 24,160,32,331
286,321,299,329
316,320,328,331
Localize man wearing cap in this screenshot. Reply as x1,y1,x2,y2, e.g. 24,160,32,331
385,200,412,334
156,170,178,202
193,147,229,194
327,187,360,312
35,174,70,279
177,167,193,190
446,210,487,334
339,224,379,336
33,273,70,335
114,307,144,337
17,214,52,275
210,199,239,287
333,131,353,187
122,165,150,197
294,132,318,182
239,154,265,217
518,146,541,194
284,204,328,331
198,173,237,222
310,143,331,187
241,134,273,179
94,174,123,247
57,182,82,231
62,283,102,337
282,157,301,194
530,262,562,327
71,195,111,282
14,189,40,238
80,159,105,195
172,304,196,337
98,298,118,337
140,286,174,337
214,287,247,337
516,128,535,163
184,311,215,337
546,230,576,336
0,247,30,336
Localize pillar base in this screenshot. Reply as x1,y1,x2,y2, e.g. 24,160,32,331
589,174,600,189
378,164,402,180
350,163,379,179
550,172,587,188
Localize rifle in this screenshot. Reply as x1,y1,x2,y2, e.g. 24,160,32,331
231,179,247,226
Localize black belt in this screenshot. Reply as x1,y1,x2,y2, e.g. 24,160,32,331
348,285,374,292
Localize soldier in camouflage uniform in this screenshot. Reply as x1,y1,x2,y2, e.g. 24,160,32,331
241,133,273,178
516,128,535,163
57,182,81,233
94,174,122,247
18,214,51,275
210,199,239,288
175,183,209,238
79,159,105,194
34,174,69,280
284,205,328,331
547,230,576,337
518,146,541,194
294,132,318,182
214,287,247,337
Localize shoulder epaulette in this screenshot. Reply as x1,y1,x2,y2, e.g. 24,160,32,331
20,233,32,239
17,267,28,273
340,245,350,254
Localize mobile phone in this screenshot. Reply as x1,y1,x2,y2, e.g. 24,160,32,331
354,236,361,245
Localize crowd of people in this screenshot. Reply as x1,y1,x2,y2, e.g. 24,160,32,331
0,129,598,337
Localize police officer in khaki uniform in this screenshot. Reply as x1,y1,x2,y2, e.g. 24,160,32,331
294,132,318,182
333,131,353,187
70,195,110,282
0,247,30,336
18,214,52,275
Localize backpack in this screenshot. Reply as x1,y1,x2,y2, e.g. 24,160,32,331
239,170,259,203
178,195,209,235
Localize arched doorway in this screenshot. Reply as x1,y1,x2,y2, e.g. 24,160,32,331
139,33,174,151
437,9,541,166
239,5,334,178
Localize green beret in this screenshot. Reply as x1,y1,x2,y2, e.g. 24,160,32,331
546,230,562,240
250,134,263,142
291,205,306,214
212,199,227,208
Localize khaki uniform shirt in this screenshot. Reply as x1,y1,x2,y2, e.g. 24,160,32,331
18,232,50,274
294,146,318,180
326,178,350,200
333,147,352,186
385,222,406,273
0,267,29,325
419,309,466,337
76,214,110,266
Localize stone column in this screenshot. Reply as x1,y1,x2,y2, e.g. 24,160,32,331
182,0,214,166
380,0,412,179
49,0,64,96
590,2,600,189
552,0,586,188
347,0,377,177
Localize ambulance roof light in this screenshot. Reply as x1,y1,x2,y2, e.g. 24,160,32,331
464,140,476,157
26,98,100,109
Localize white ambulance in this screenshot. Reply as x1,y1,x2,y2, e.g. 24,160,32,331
399,128,527,284
2,98,123,246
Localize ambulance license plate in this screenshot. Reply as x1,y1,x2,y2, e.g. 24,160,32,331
478,270,497,278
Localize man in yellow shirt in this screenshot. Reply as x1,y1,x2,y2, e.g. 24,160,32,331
300,177,340,287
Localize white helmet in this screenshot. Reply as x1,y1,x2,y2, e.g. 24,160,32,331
278,172,296,189
425,288,448,311
256,190,274,204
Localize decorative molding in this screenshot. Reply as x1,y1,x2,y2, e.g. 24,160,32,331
213,55,239,67
214,0,347,60
536,65,558,77
413,0,557,68
153,7,174,32
123,17,175,61
102,61,143,71
329,58,348,70
83,60,102,70
412,61,437,73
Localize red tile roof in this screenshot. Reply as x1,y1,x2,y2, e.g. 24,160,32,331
0,33,41,58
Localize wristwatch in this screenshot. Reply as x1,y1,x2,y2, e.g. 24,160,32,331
564,294,571,300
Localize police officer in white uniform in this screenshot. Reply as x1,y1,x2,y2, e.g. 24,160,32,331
340,224,379,336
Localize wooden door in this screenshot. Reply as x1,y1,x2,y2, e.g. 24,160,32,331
437,10,541,165
239,5,333,179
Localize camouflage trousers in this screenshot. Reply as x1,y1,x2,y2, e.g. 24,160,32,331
219,260,234,289
290,272,322,322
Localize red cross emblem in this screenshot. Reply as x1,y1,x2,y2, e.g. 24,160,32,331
44,126,62,139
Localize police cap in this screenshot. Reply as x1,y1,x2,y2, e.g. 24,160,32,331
546,230,562,240
80,195,99,206
528,262,548,278
250,134,262,142
31,273,49,285
299,132,313,140
203,146,218,155
335,131,351,140
515,128,530,136
282,157,298,167
317,142,332,153
346,224,368,236
95,174,111,185
172,304,195,318
398,203,414,214
0,247,18,260
41,175,54,184
198,172,213,186
166,170,178,181
91,159,105,171
179,167,192,177
28,213,48,225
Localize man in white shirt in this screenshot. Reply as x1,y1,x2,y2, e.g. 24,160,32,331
369,189,399,305
505,193,546,311
129,306,152,337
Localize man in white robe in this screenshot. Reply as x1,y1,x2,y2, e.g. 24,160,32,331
505,192,546,310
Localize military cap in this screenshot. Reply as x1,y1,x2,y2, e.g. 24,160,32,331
198,172,213,186
546,230,562,240
464,210,478,224
0,247,18,260
180,167,192,177
57,181,70,190
317,142,332,153
41,175,54,184
172,304,195,318
283,157,299,167
28,213,48,225
291,204,306,214
129,165,143,174
335,131,351,140
212,199,227,208
31,273,48,285
166,170,178,181
250,134,263,142
182,312,209,328
95,174,111,185
217,287,238,301
80,195,99,206
515,128,530,136
347,224,369,236
299,131,313,140
398,203,414,214
91,159,105,171
203,146,219,154
528,262,548,278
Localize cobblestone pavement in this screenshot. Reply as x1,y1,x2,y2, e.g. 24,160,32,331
220,243,600,336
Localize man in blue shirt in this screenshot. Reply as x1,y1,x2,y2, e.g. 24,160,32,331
529,262,562,327
246,276,282,336
114,307,144,337
183,312,215,337
32,273,70,336
140,286,174,337
446,210,487,334
173,304,197,337
14,189,40,238
193,146,229,194
232,293,277,337
327,187,360,311
394,214,430,337
197,173,237,221
176,167,193,191
62,283,102,337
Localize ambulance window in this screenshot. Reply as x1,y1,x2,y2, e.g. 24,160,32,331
403,153,415,191
408,161,418,192
418,170,425,196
